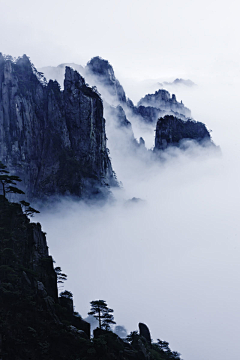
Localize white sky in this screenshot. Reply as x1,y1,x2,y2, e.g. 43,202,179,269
2,1,240,360
1,0,239,80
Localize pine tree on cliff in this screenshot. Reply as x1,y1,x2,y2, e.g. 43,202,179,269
19,200,40,217
88,300,116,330
0,162,25,199
0,162,39,216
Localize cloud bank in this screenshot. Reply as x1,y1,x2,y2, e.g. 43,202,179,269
34,75,240,360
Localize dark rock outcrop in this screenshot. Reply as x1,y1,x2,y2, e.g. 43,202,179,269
0,197,91,359
72,317,90,339
154,115,212,150
59,295,91,338
0,54,116,201
138,89,191,118
139,323,151,344
0,198,58,301
59,295,74,314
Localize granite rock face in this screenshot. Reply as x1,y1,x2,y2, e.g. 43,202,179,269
155,115,211,150
0,54,116,201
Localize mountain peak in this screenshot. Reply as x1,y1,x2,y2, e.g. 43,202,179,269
86,57,127,104
87,56,115,78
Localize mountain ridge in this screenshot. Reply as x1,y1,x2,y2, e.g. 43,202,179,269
0,53,215,203
0,54,117,202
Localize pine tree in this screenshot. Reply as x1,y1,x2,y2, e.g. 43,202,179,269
88,300,116,330
19,200,40,217
0,162,25,199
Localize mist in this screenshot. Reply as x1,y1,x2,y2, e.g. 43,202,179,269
34,73,240,360
1,0,240,357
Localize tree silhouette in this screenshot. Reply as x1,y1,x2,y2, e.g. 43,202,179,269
0,162,25,199
88,300,116,330
54,266,67,290
151,339,181,359
0,162,40,217
125,331,139,345
19,200,40,217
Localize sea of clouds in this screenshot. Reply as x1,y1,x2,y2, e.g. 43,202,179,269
36,74,240,360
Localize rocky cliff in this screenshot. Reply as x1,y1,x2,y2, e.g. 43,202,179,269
0,196,91,359
0,54,116,201
84,58,143,151
39,56,215,160
84,57,213,154
154,115,212,150
85,58,192,128
40,56,194,136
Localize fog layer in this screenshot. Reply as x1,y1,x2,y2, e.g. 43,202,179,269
36,78,240,360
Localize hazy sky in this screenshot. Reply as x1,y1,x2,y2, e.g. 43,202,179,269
1,0,239,81
2,1,240,360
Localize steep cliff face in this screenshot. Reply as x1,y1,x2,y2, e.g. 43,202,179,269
39,57,214,157
0,54,116,201
0,197,91,359
138,89,191,119
0,198,58,301
154,115,212,150
41,57,194,128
